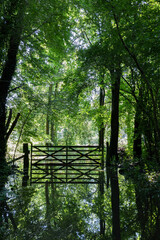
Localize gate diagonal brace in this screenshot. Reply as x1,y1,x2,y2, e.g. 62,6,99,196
67,165,99,183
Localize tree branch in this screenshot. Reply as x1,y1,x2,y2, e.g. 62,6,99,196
8,84,24,93
82,30,93,46
22,14,62,40
13,108,33,159
121,75,138,102
5,203,17,231
6,113,20,141
120,91,135,105
5,109,12,131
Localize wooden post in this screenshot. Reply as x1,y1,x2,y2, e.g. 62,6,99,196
22,143,29,187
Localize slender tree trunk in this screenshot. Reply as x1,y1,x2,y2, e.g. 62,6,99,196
99,85,105,149
133,87,143,161
99,77,105,236
133,103,142,160
51,83,58,145
46,84,53,137
109,66,121,240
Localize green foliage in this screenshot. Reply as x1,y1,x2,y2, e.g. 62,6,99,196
1,1,160,239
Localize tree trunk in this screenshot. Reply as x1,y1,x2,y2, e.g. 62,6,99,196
0,2,25,166
133,104,142,160
0,33,21,169
99,78,105,236
109,66,121,240
51,83,58,145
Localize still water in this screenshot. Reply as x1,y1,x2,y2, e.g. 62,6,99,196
0,162,159,240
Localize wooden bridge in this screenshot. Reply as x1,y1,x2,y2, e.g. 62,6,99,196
30,145,103,184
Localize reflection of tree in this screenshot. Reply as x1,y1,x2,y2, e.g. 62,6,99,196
1,183,88,239
0,168,17,238
125,168,160,240
43,184,89,239
0,184,38,239
0,194,17,238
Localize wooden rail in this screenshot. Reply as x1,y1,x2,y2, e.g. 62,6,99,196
8,154,25,164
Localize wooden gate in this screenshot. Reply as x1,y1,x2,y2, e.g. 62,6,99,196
30,145,103,184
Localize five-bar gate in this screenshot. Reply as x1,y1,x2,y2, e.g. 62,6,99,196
30,145,103,184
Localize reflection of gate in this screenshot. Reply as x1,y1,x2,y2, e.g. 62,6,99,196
30,145,103,184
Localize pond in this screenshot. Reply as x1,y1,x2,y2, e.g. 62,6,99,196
0,158,159,240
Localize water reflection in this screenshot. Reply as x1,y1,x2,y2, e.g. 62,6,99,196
1,171,104,240
0,166,160,240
